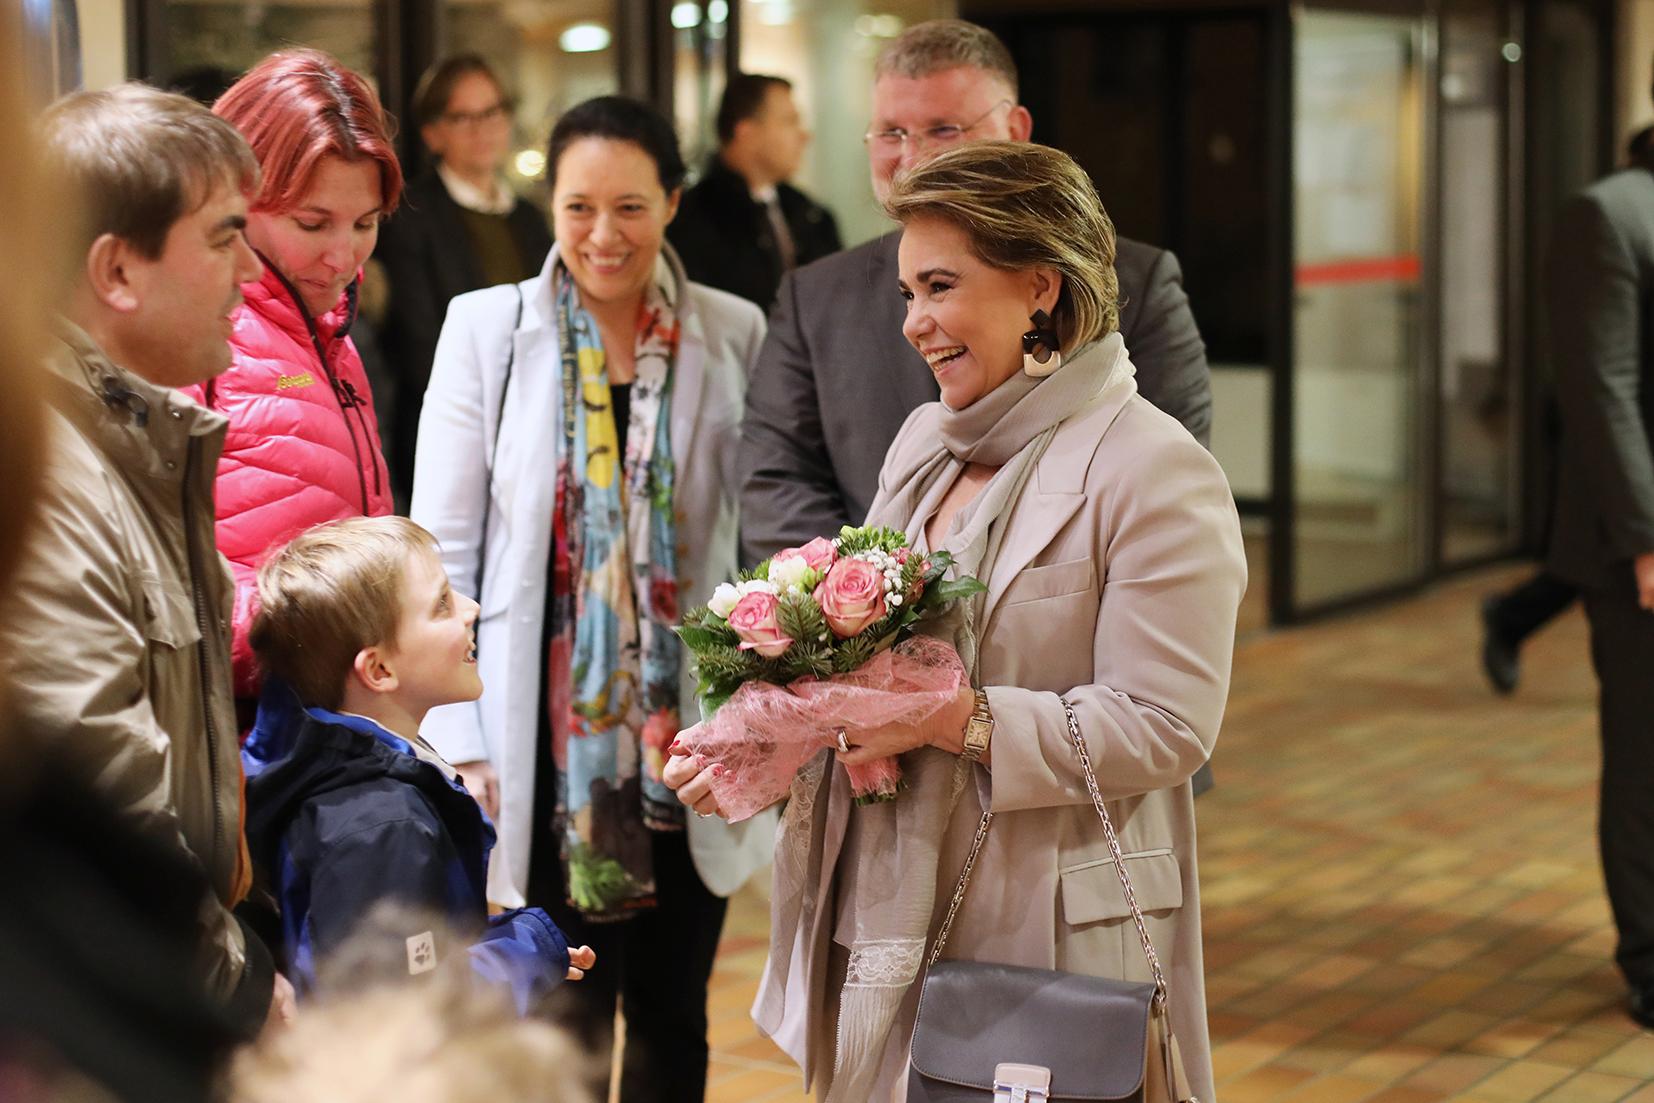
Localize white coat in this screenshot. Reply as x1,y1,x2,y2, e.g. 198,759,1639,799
411,245,778,907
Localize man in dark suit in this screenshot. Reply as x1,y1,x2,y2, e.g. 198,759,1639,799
668,74,841,312
1547,109,1654,1028
738,20,1211,566
374,55,553,503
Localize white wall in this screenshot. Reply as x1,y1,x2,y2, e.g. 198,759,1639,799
78,0,127,89
1618,0,1654,143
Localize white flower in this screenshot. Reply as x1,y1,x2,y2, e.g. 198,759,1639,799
707,582,742,618
889,593,903,606
736,578,780,598
769,553,817,592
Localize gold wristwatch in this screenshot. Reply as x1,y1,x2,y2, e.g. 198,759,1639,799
961,689,994,763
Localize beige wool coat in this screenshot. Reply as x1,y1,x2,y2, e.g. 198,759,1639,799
756,367,1246,1102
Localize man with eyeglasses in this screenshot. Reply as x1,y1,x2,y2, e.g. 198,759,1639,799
374,54,553,504
739,19,1212,560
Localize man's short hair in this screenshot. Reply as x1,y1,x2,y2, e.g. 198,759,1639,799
412,53,512,130
40,83,258,260
250,516,439,710
874,19,1019,97
716,73,791,145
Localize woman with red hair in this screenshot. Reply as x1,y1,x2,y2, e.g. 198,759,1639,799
191,49,404,713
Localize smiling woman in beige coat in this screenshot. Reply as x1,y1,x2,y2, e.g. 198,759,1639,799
669,140,1246,1101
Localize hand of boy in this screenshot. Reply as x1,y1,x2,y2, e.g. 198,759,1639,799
454,759,500,820
567,945,596,981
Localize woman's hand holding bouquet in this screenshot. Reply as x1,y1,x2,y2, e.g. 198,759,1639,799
668,526,985,821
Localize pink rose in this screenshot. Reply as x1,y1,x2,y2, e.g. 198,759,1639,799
728,592,794,658
782,536,838,572
813,557,889,638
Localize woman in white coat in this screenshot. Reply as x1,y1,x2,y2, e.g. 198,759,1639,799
411,96,773,1102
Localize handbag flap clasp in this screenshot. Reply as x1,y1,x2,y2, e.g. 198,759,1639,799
994,1062,1052,1102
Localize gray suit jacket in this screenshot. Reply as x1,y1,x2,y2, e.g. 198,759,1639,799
738,231,1212,561
1547,168,1654,589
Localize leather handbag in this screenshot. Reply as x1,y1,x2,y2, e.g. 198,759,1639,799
906,698,1199,1103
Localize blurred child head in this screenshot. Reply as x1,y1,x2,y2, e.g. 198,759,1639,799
250,517,481,717
227,907,592,1103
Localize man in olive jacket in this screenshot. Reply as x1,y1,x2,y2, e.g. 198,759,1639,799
739,20,1211,564
1546,116,1654,1028
3,85,285,1034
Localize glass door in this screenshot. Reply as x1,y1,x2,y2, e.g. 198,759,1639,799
1291,5,1430,610
1438,0,1516,565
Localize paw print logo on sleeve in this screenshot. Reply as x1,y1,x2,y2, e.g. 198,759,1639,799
406,930,437,975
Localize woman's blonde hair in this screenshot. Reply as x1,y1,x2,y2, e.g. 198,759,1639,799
884,140,1120,350
250,516,440,710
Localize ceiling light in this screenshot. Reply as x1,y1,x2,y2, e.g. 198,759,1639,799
672,2,702,28
559,22,611,53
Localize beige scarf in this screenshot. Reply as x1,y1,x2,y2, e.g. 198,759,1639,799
763,336,1133,1100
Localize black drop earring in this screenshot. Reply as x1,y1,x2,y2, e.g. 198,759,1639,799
1021,309,1062,378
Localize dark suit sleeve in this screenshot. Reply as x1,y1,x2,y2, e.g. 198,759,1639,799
375,214,445,389
1550,194,1654,558
738,268,853,563
1121,247,1213,450
666,202,722,289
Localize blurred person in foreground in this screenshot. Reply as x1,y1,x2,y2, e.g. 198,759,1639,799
188,49,400,727
411,95,771,1101
1545,70,1654,1029
242,516,593,1012
669,141,1243,1101
375,54,554,502
0,27,242,1103
228,908,593,1103
668,73,841,312
1,82,287,1054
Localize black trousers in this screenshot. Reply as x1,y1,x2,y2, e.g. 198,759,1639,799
528,812,727,1102
1488,570,1579,645
1583,581,1654,989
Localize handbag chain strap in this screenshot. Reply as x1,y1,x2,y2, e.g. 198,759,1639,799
927,696,1171,1011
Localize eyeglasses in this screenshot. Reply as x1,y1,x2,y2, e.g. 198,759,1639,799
440,102,512,129
863,100,1013,154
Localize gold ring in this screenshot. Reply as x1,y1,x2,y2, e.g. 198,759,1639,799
835,728,852,754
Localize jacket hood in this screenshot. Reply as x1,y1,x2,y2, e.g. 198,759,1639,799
244,708,470,878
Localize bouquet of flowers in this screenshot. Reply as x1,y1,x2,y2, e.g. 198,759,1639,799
673,525,985,819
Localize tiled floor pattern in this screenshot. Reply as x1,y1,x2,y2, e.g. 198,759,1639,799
698,564,1653,1102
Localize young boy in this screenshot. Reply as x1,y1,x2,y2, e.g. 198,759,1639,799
242,516,594,1013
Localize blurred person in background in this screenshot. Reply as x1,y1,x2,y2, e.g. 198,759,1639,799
1478,123,1654,695
190,49,401,729
1,81,288,1057
411,95,772,1102
375,54,554,505
668,73,841,312
1546,72,1654,1030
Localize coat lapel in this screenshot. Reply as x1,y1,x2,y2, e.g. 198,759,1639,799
978,372,1140,630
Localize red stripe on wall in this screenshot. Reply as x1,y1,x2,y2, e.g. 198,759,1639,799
1295,254,1421,286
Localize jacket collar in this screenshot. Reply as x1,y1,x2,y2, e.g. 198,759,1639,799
240,260,358,348
46,318,228,479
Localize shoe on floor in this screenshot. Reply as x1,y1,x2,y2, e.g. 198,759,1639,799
1480,595,1519,695
1630,983,1654,1031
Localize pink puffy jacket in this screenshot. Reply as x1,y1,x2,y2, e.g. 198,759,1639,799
187,265,393,700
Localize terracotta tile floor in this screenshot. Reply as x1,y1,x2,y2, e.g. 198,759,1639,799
698,564,1654,1102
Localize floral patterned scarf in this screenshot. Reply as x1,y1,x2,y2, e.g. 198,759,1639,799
548,257,685,921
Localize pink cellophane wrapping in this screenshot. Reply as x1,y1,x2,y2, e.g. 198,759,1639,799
680,635,968,822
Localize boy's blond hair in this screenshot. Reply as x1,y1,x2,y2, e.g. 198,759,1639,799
250,516,440,710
